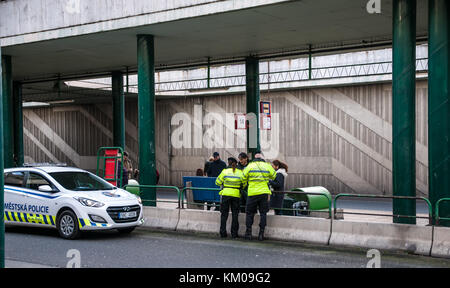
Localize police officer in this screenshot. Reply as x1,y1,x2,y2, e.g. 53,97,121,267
215,157,246,239
242,151,276,241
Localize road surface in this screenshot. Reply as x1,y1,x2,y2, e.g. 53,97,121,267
4,225,450,268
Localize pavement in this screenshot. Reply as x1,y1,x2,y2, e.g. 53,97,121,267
5,259,54,268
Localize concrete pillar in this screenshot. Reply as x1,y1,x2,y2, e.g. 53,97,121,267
13,81,23,167
137,35,156,206
246,56,261,159
392,0,416,224
0,48,5,268
112,71,125,150
428,0,450,225
1,55,13,168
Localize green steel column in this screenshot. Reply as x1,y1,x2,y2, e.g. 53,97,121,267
0,48,5,268
246,56,261,159
428,0,450,226
1,55,13,169
137,35,156,206
392,0,416,224
112,71,125,149
13,81,23,167
308,44,312,80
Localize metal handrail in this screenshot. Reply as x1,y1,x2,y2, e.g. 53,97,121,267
333,194,433,225
271,190,333,218
123,184,182,208
180,187,333,218
435,198,450,225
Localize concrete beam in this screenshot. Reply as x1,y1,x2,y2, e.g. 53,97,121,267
0,0,291,47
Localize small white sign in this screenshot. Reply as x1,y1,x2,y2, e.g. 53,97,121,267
235,114,247,130
262,115,271,130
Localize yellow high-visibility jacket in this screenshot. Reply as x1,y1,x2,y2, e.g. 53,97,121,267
215,167,246,198
242,159,277,196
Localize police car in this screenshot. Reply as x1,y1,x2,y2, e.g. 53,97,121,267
3,165,144,239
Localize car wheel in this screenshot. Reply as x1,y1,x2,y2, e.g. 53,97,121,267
57,210,81,240
117,227,136,234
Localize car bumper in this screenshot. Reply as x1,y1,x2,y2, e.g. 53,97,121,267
77,203,145,231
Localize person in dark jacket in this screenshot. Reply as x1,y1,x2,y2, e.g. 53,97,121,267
237,152,249,213
116,155,128,188
206,152,227,177
269,160,288,215
203,157,214,176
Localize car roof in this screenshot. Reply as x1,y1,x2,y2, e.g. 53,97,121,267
5,166,87,174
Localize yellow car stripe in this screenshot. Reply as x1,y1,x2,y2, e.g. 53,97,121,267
4,211,54,226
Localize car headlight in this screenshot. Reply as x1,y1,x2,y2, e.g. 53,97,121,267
74,197,105,208
135,195,142,205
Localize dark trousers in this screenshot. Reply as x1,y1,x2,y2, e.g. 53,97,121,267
239,190,248,213
220,196,240,237
270,193,285,215
246,194,269,231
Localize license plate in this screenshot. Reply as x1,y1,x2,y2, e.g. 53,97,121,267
118,211,137,219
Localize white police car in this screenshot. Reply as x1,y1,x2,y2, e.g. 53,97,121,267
3,165,144,239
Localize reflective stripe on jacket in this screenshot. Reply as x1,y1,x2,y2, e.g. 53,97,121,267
242,159,277,196
215,167,245,198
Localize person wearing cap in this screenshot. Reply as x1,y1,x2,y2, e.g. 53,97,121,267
215,157,246,238
206,152,227,177
242,151,276,241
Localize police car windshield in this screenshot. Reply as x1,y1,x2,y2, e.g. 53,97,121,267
49,172,116,191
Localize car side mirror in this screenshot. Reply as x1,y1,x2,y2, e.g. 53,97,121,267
38,185,54,192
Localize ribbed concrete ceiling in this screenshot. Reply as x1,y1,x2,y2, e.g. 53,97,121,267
4,0,428,81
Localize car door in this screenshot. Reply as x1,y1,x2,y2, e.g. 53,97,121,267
23,171,60,227
4,171,28,225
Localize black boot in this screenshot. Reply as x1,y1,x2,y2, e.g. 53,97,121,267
258,229,265,241
244,228,252,240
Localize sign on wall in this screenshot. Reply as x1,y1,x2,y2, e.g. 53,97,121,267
260,101,272,130
235,113,247,130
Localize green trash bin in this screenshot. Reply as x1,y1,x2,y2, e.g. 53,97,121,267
288,186,331,211
125,179,140,196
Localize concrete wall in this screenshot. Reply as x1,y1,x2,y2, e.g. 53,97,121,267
22,80,429,196
143,207,437,256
